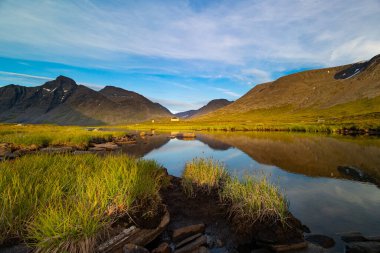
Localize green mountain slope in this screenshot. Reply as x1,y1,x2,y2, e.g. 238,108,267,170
195,55,380,128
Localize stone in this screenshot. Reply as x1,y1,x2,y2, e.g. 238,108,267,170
73,151,96,155
198,246,210,253
4,152,17,160
0,244,32,253
172,224,206,243
39,146,73,154
216,239,224,248
302,225,311,233
292,243,327,253
269,241,308,252
123,244,149,253
0,143,11,156
176,233,202,248
113,135,137,145
174,236,207,253
346,241,380,253
337,166,376,185
305,234,335,248
152,242,171,253
92,142,119,151
251,248,272,253
340,232,368,243
89,147,106,152
366,236,380,242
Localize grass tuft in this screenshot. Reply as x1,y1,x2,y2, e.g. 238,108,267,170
181,158,289,229
0,154,166,252
182,157,229,197
220,174,289,230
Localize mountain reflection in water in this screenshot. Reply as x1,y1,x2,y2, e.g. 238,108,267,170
126,132,380,252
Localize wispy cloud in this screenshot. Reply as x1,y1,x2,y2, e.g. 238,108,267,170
214,87,241,98
172,83,196,90
0,71,52,81
0,0,379,68
0,71,104,91
0,0,379,112
149,97,207,113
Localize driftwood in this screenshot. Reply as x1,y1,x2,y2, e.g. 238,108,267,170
96,208,170,253
174,236,207,253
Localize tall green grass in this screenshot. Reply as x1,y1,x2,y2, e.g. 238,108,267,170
0,124,125,148
0,154,166,252
220,175,289,229
181,158,289,228
182,158,229,197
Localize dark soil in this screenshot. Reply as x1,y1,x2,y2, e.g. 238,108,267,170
160,176,306,252
161,176,238,249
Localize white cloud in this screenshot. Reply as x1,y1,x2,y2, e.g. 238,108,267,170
0,0,379,69
241,68,272,84
0,71,52,81
149,97,207,114
0,71,104,91
214,87,241,98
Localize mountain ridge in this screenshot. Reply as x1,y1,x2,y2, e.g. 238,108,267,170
0,76,172,125
175,99,233,119
195,54,380,124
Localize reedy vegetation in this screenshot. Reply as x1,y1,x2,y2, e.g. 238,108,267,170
181,158,289,228
182,158,229,197
0,154,166,252
0,124,125,148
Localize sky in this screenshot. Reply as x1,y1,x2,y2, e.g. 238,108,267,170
0,0,379,113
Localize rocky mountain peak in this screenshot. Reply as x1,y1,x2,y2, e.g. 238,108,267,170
42,76,77,91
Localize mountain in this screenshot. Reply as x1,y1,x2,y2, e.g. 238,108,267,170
176,99,233,119
0,76,172,125
197,54,380,124
99,86,172,116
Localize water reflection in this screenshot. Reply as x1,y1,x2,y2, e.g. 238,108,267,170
119,134,170,157
197,132,380,186
135,132,380,252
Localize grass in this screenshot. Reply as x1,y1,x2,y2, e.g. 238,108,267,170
0,153,166,252
181,158,289,228
0,124,126,148
220,174,289,229
119,96,380,134
182,158,229,197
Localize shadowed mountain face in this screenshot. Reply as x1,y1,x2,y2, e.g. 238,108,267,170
176,99,233,118
0,76,172,125
198,55,380,121
99,86,172,117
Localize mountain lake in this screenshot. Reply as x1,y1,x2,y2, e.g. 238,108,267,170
116,131,380,252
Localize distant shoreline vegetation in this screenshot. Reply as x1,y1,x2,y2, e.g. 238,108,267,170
123,121,380,135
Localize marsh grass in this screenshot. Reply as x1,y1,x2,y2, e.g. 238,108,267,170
0,154,166,252
220,174,289,230
181,158,289,229
0,124,125,148
182,158,229,197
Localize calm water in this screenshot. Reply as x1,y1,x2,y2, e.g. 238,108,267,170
122,132,380,251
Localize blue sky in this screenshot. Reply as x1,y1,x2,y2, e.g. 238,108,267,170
0,0,379,113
